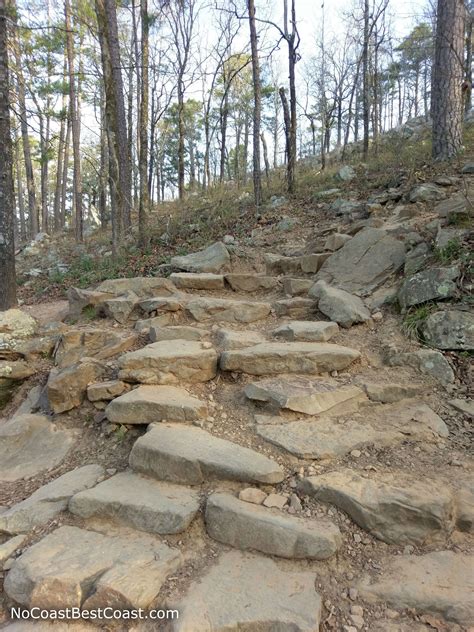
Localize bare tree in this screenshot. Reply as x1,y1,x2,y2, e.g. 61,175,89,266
138,0,149,247
0,0,17,309
432,0,466,159
248,0,262,205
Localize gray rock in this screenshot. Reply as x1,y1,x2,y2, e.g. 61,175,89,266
455,486,474,532
281,278,313,296
272,320,339,342
315,228,406,295
309,281,371,328
170,273,225,290
100,291,139,324
118,340,218,384
388,348,455,385
171,550,321,632
4,525,181,610
404,242,430,276
336,165,356,181
186,297,271,323
434,194,470,221
449,399,474,417
66,288,114,319
324,233,352,251
436,226,467,249
205,492,341,559
129,423,284,485
139,295,184,314
244,377,366,415
362,382,423,403
47,359,105,413
149,325,209,343
0,465,104,534
462,162,474,173
300,469,454,544
272,297,316,318
398,266,459,310
105,385,207,424
69,471,200,534
54,328,138,368
87,380,128,402
220,342,360,376
264,253,303,275
170,242,230,273
215,329,266,350
0,535,27,569
409,183,445,202
422,310,474,350
0,415,74,483
134,314,172,333
357,551,474,626
96,277,176,297
225,274,279,292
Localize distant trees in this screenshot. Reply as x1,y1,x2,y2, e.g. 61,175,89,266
432,0,466,159
0,0,17,310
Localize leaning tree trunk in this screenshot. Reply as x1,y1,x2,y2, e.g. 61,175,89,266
432,0,466,160
0,0,17,310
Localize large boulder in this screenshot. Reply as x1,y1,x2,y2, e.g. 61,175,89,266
315,228,406,295
54,328,138,368
118,340,218,384
170,241,230,273
336,165,356,181
205,492,341,559
309,280,371,328
299,469,454,544
0,310,38,359
398,266,459,310
409,183,445,202
422,310,474,350
66,288,113,319
4,526,181,610
0,414,74,483
387,348,455,385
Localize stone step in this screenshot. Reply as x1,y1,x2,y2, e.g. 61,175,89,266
186,297,271,323
139,295,185,314
281,277,313,296
272,320,339,342
129,423,284,485
205,492,341,559
4,526,181,610
265,252,330,275
170,550,321,631
272,297,316,319
244,377,366,415
170,241,230,273
118,340,218,384
255,402,448,460
69,471,200,534
357,551,474,627
220,342,360,376
54,327,138,368
216,328,266,350
149,325,209,343
309,281,371,328
224,273,280,292
299,468,454,545
105,385,207,424
170,272,225,290
0,465,104,534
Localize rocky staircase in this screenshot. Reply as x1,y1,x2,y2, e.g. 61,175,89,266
1,229,473,631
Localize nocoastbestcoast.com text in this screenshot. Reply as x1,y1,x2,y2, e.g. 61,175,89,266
11,607,179,621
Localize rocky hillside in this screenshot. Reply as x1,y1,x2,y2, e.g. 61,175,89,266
0,152,473,631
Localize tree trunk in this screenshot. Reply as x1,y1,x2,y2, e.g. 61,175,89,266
248,0,262,205
53,56,68,232
465,5,473,115
14,126,26,241
432,0,465,159
138,0,149,248
0,0,17,309
65,0,83,242
362,0,370,158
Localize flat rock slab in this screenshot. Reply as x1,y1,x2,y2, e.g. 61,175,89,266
0,535,27,569
388,348,455,385
282,278,313,296
0,361,35,380
139,295,185,314
55,328,137,368
69,471,200,534
0,465,104,534
105,385,207,424
118,340,218,384
358,551,474,626
256,402,448,459
0,414,74,483
150,325,209,343
95,277,176,297
309,281,371,328
422,310,474,351
273,298,316,319
299,469,454,545
362,382,423,403
205,492,341,559
4,525,181,610
398,266,460,310
171,550,321,632
47,360,105,413
129,423,284,485
186,297,271,323
244,377,366,415
215,329,266,350
225,274,279,292
170,273,225,290
87,380,128,402
66,288,114,319
171,241,230,273
272,320,339,342
315,228,406,295
220,342,360,376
